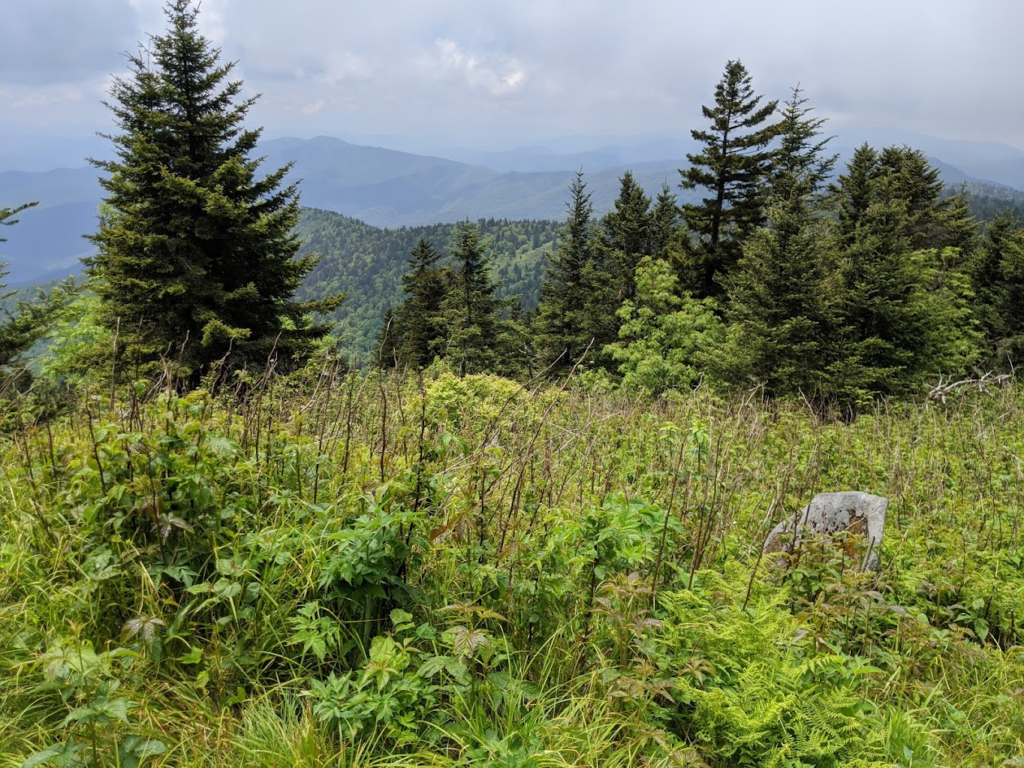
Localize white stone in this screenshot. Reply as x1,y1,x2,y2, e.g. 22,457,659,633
762,491,888,572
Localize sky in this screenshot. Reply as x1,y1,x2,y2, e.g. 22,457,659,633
1,0,1023,165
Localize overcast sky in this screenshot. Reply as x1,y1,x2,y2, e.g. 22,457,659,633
2,0,1022,158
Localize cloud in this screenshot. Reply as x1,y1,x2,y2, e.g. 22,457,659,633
2,0,1023,150
316,53,375,86
12,84,86,108
302,99,327,116
430,39,526,96
0,0,140,84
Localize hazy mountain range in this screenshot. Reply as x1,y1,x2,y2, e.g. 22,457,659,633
1,130,1023,286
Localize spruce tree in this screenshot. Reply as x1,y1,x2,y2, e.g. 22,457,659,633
877,146,945,250
0,204,75,381
830,146,981,395
679,59,779,298
535,172,610,367
771,86,837,198
603,171,653,302
994,229,1024,363
831,161,941,395
85,0,342,378
834,145,977,254
717,88,839,398
832,144,880,249
971,215,1024,364
442,221,508,376
650,184,680,259
383,238,448,369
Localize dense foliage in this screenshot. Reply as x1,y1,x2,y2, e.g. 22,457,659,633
295,211,559,358
2,366,1023,766
370,64,1023,408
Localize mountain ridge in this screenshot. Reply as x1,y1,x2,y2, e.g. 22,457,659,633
2,132,1023,285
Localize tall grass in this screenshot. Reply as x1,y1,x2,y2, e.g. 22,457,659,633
1,364,1022,766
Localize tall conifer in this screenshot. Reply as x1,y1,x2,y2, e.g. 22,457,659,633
603,171,653,302
383,238,448,369
717,88,839,398
535,172,607,367
650,184,680,259
680,59,779,298
442,222,507,375
86,0,342,378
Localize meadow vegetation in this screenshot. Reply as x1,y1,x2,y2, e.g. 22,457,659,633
3,4,1024,765
1,362,1022,767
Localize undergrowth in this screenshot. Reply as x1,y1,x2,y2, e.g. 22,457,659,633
1,363,1022,766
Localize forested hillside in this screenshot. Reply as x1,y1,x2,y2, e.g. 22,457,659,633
1,145,1021,287
954,182,1024,223
294,210,560,356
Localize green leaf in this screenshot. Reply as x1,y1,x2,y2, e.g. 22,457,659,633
974,618,989,643
118,735,168,768
21,741,84,768
390,608,415,633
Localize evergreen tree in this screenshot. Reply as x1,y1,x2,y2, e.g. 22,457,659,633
679,59,779,298
535,172,611,367
603,171,652,302
772,86,837,198
85,0,342,378
829,146,981,396
994,230,1024,363
877,146,947,250
839,177,927,393
0,203,75,382
834,145,977,254
382,238,448,369
971,214,1024,364
832,165,956,396
832,144,880,249
717,89,839,398
938,190,979,257
650,184,680,259
442,221,508,376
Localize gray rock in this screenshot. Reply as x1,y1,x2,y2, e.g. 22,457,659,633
762,491,888,572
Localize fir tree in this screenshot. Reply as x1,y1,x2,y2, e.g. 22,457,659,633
971,215,1024,364
832,144,880,249
834,145,977,254
603,171,653,302
679,59,779,298
717,89,839,398
650,184,680,259
0,203,75,382
383,238,448,369
85,0,342,379
830,146,981,396
442,221,508,376
832,166,944,396
877,146,947,250
535,172,610,367
771,86,837,199
994,229,1024,363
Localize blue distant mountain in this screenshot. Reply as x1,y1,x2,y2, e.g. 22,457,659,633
1,131,1022,285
